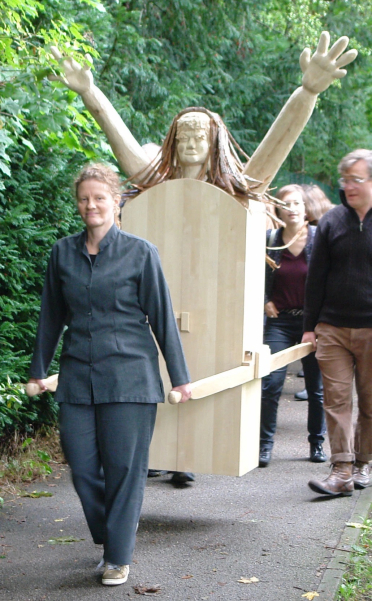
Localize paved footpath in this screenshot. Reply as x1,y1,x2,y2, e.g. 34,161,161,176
1,361,371,601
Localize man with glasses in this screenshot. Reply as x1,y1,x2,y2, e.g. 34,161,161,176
302,149,372,497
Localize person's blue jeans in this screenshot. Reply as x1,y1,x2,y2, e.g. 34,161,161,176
260,312,325,450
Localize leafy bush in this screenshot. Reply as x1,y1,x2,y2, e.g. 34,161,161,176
0,141,85,438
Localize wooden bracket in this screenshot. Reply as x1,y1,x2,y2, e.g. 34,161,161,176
174,311,190,332
253,345,272,379
242,351,253,365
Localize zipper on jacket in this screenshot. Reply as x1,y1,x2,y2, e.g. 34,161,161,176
360,221,363,231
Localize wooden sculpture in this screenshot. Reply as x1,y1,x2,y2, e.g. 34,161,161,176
29,33,357,475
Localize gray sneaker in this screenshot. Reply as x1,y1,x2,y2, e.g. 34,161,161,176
102,563,129,586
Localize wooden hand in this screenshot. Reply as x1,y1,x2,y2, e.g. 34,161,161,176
300,31,357,95
49,46,94,95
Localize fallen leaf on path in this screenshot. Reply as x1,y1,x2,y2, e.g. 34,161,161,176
238,576,259,584
19,491,53,498
346,522,371,530
302,593,319,600
48,536,84,544
133,584,161,595
181,574,193,579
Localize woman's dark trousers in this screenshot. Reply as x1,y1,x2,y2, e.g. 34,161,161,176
260,313,325,450
59,402,157,565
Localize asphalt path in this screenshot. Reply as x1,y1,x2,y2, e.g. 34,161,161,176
1,361,371,601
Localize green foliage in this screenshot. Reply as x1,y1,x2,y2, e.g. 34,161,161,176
0,433,56,484
1,0,110,181
261,0,372,185
0,142,82,371
0,377,24,436
0,140,84,436
0,0,110,436
337,516,372,601
90,0,284,151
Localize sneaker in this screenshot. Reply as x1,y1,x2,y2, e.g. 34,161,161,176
294,389,308,401
102,563,129,586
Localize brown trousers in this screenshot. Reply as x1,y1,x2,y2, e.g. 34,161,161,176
315,323,372,464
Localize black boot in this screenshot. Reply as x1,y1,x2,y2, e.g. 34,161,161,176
309,443,327,463
259,447,272,467
169,472,195,483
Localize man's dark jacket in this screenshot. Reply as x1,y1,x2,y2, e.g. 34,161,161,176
303,192,372,331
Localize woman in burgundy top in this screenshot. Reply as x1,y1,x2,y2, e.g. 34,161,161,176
259,184,326,467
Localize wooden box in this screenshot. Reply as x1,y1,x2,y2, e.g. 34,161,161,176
122,179,266,476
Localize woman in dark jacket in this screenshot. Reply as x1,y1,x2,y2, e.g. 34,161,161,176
28,163,191,586
259,184,325,467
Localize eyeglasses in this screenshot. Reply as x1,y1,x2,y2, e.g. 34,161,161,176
338,176,370,188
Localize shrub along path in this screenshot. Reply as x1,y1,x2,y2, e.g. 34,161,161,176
1,361,371,601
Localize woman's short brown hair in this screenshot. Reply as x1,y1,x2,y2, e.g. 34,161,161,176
74,163,122,226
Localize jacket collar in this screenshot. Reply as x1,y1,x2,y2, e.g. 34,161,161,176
76,223,119,254
339,188,372,221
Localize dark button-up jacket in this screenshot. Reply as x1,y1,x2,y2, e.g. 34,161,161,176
30,224,190,404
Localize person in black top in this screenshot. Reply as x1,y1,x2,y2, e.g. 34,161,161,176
259,184,326,468
303,149,372,497
28,163,191,585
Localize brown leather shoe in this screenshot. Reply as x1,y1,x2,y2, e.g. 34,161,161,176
308,462,354,496
353,461,370,489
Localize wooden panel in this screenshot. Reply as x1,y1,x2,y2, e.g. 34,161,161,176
122,179,266,475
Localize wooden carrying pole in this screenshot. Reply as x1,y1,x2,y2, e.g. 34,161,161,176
27,343,313,400
25,374,59,397
168,342,313,404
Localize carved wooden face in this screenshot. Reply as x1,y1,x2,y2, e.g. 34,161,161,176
176,125,210,166
175,113,210,168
